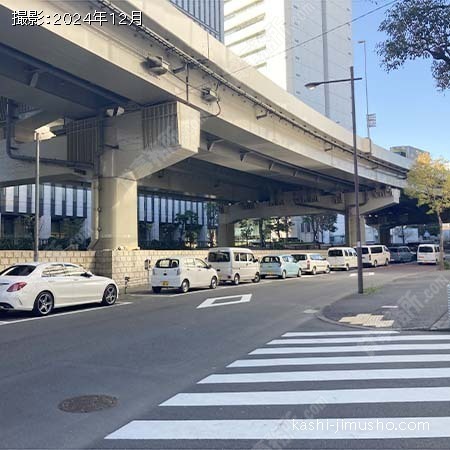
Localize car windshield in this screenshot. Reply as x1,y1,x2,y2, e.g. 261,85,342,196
261,256,280,263
155,259,179,268
418,246,434,253
208,251,230,262
389,248,399,253
0,265,36,276
292,254,307,261
328,250,343,257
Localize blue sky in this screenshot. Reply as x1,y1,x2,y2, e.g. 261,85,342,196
352,0,449,159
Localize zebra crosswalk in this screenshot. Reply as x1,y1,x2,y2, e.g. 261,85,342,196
105,329,450,446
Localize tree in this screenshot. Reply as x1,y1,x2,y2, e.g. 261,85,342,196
265,217,293,242
406,153,450,269
238,219,254,246
303,214,338,243
175,210,202,248
377,0,450,90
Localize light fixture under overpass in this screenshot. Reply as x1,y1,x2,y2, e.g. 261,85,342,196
305,67,364,295
145,55,170,75
34,125,56,263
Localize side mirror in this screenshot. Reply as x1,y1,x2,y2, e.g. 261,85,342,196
207,264,212,269
82,271,93,278
253,257,259,262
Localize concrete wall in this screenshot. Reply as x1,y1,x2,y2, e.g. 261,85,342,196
0,249,328,289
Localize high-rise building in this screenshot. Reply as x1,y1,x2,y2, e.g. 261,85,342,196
169,0,224,41
224,0,353,129
391,145,428,160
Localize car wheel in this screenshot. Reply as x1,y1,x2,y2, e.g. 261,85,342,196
33,291,54,317
385,259,390,266
280,270,287,279
373,260,378,268
252,273,261,283
297,269,302,278
101,284,117,306
233,274,240,285
152,287,162,293
345,264,350,271
179,279,190,293
312,267,317,275
210,276,218,289
325,266,331,274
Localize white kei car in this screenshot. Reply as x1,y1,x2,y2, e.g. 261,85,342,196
151,256,218,293
0,262,118,316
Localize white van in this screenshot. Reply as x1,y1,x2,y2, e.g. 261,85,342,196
360,245,391,267
417,244,440,264
207,247,260,285
327,247,358,271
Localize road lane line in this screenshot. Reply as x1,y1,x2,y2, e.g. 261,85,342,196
199,367,450,384
250,343,450,355
268,335,450,345
0,302,132,326
105,417,450,440
229,353,450,367
282,331,399,337
161,386,450,406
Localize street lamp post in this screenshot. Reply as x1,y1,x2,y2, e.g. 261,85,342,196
33,126,55,263
305,66,364,294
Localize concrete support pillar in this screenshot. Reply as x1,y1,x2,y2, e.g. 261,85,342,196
96,176,138,250
217,223,235,247
345,208,366,247
379,225,391,245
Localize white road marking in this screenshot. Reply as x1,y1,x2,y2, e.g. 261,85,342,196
382,305,399,309
0,302,132,326
229,353,450,367
197,294,252,309
105,417,450,440
350,272,375,277
267,334,450,345
250,342,450,355
199,367,450,384
161,386,450,406
282,331,398,337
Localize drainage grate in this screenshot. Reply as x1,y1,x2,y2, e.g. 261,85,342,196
58,395,118,413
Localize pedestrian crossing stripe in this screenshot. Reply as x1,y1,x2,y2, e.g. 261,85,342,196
161,386,450,406
282,331,399,337
199,366,450,384
250,342,450,354
105,417,450,440
268,335,450,345
229,353,450,367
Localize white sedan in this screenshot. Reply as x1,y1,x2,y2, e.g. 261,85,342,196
0,262,118,316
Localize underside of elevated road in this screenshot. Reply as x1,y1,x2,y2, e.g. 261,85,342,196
0,0,411,249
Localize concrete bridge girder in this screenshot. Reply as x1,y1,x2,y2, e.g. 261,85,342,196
0,0,409,191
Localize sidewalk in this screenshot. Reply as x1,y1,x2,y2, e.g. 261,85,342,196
320,270,450,331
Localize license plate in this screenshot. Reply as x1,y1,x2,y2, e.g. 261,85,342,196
162,281,169,286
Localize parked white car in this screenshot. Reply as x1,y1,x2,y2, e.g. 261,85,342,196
151,256,218,293
327,247,358,271
207,247,260,285
260,254,302,279
292,253,330,275
0,262,118,316
417,244,440,264
360,245,391,267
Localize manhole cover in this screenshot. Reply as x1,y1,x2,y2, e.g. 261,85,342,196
58,395,118,413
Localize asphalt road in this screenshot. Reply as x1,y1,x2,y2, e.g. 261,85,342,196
1,263,449,449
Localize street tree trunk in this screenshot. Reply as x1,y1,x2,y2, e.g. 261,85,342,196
438,214,445,270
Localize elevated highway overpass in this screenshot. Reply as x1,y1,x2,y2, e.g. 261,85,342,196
0,0,411,249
